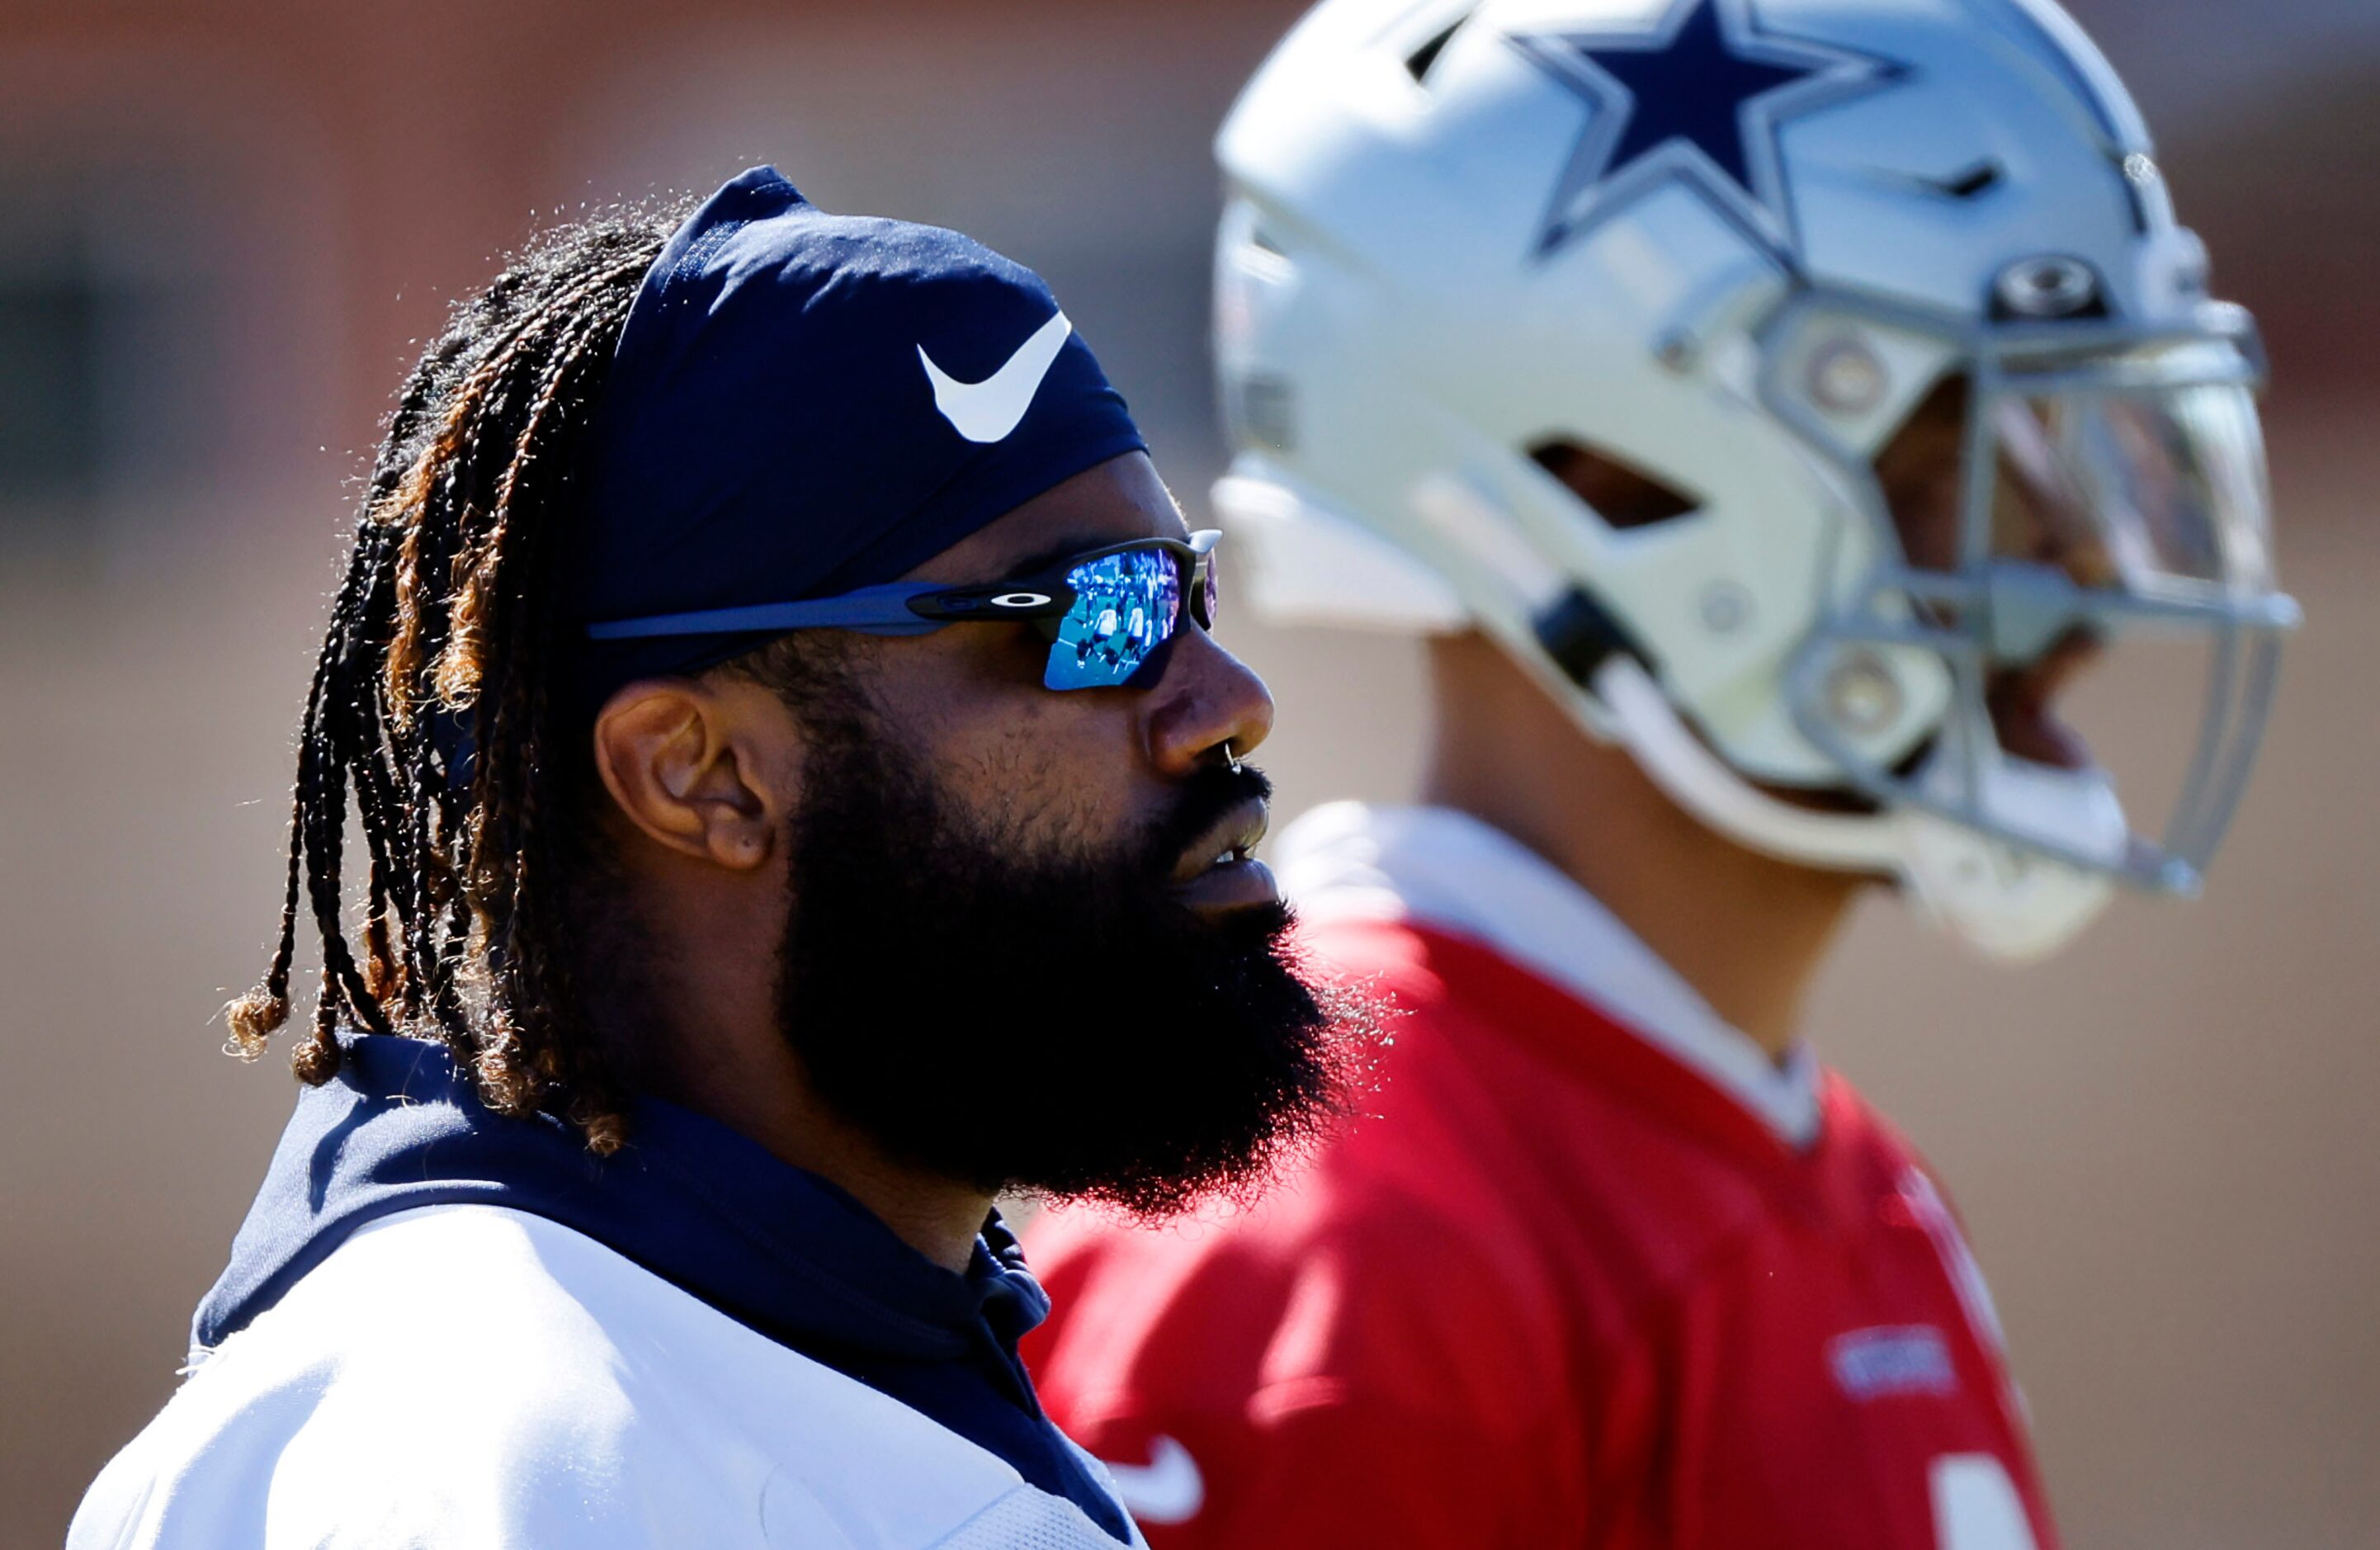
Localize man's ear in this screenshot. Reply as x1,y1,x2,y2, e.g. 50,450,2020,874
592,678,794,872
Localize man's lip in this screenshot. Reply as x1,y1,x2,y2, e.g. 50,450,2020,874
1169,796,1271,886
1169,856,1282,916
1989,631,2102,769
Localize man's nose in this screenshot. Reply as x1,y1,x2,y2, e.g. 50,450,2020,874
1143,626,1276,778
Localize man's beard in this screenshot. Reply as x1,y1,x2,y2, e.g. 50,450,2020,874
773,706,1365,1217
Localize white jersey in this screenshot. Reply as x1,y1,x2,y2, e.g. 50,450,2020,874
71,1204,1144,1549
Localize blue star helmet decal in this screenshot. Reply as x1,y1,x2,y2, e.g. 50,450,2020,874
1510,0,1901,258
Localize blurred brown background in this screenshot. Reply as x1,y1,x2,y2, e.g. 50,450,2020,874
2,1,2373,1545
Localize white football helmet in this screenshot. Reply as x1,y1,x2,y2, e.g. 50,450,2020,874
1214,0,2299,959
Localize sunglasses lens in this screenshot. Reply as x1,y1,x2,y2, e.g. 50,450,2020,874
1045,547,1183,690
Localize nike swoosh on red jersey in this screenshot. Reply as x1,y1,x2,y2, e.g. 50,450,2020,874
1098,1434,1203,1525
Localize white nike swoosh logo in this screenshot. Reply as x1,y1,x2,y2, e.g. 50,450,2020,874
1099,1434,1203,1525
917,310,1073,444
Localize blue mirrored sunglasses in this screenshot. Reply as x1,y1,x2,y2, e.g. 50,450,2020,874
587,530,1221,692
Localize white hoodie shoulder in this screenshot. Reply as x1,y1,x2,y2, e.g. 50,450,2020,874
70,1204,1139,1549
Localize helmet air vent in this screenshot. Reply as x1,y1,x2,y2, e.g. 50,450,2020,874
1405,12,1472,84
1943,162,2002,199
1529,439,1698,530
1914,160,2004,201
1534,587,1649,688
1229,373,1296,454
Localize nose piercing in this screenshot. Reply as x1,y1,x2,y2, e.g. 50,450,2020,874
1225,740,1244,774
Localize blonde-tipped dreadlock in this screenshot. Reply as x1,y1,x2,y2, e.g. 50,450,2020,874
225,201,693,1154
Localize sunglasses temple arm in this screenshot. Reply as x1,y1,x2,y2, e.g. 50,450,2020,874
585,584,943,640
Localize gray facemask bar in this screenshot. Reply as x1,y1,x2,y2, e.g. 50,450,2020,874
1752,287,2301,895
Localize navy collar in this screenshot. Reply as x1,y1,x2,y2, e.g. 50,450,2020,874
195,1032,1048,1363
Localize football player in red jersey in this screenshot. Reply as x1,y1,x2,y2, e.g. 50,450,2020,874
1023,1,2300,1546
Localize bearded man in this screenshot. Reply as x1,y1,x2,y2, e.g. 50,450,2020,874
68,167,1358,1550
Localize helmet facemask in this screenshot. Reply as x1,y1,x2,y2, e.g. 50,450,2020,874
1753,292,2297,950
1209,0,2301,962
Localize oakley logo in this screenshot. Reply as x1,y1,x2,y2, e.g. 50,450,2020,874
1099,1434,1203,1525
918,310,1072,444
989,592,1051,608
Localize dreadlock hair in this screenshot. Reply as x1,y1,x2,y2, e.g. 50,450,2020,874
223,198,697,1154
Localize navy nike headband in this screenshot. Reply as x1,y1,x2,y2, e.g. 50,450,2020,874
567,165,1148,702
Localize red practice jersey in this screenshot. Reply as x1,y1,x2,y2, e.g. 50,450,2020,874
1026,804,2059,1550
